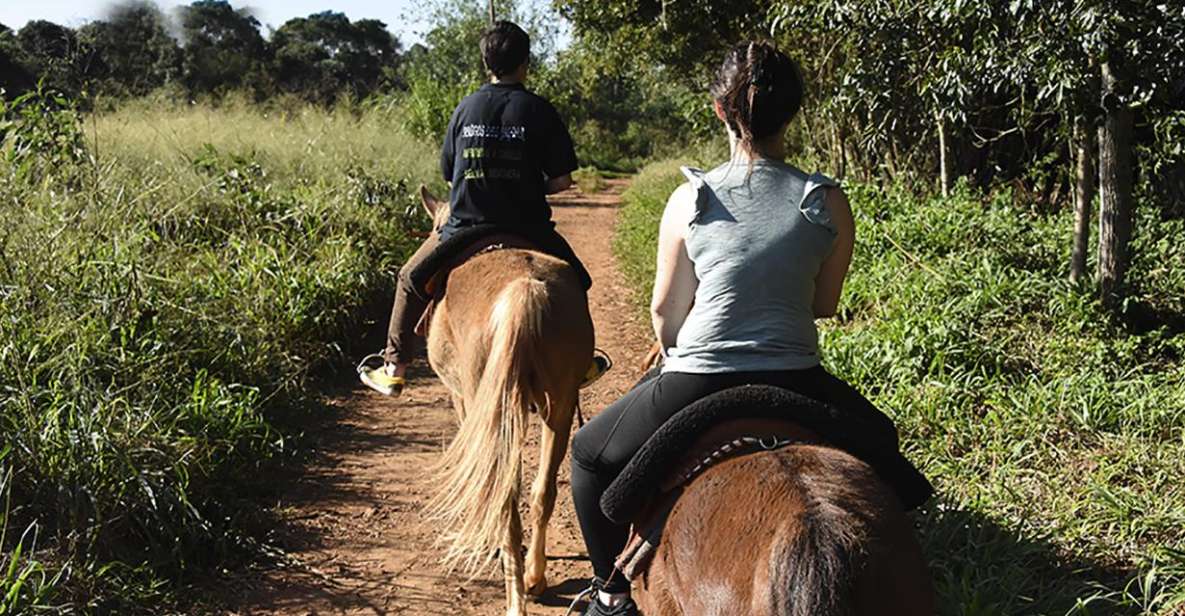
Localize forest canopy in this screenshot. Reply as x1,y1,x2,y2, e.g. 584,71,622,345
0,1,402,102
2,0,1183,296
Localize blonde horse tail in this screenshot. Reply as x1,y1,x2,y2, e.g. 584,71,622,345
427,276,548,574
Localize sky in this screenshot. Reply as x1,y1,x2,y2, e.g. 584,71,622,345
0,0,439,45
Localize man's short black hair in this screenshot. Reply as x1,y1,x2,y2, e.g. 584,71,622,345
480,20,530,77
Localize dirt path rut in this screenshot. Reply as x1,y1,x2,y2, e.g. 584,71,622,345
222,179,651,615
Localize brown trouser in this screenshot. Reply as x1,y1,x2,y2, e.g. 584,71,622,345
384,232,440,365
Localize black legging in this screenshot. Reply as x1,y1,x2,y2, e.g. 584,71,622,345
569,366,899,592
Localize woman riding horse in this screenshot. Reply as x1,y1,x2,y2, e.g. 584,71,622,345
569,41,932,615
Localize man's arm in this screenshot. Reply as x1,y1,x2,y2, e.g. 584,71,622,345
545,174,573,194
538,102,579,189
440,106,461,183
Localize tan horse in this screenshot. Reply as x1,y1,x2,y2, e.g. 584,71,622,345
417,188,594,616
633,431,934,616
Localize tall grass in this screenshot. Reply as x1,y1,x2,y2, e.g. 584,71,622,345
615,158,1185,615
0,94,440,611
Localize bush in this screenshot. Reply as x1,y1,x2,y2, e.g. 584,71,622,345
571,166,606,193
0,86,86,184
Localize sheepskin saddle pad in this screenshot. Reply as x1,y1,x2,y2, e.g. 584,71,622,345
603,383,934,579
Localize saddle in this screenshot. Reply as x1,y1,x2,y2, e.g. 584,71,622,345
602,384,934,581
408,222,592,300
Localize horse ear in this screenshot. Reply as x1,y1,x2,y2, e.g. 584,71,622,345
419,184,443,218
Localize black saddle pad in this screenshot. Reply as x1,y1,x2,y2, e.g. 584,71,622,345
408,223,592,297
600,384,934,524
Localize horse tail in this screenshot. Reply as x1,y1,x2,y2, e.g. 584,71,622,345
427,276,548,574
766,452,866,616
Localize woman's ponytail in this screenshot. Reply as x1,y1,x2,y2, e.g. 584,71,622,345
710,41,804,156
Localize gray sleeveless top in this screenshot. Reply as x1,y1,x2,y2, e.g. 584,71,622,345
662,159,838,374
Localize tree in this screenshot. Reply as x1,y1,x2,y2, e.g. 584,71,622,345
178,0,267,95
396,4,486,140
15,20,89,97
78,1,181,97
561,0,1185,305
0,24,34,96
1069,113,1096,284
1097,59,1133,302
270,11,400,103
1049,2,1182,301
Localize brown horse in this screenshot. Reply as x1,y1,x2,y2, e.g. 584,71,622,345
631,429,934,616
417,187,594,616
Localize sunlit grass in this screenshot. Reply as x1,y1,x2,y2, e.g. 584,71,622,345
0,97,440,611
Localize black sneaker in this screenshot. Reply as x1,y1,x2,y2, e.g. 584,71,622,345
567,577,639,616
581,593,639,616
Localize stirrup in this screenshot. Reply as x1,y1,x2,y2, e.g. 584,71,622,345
355,352,387,375
580,349,613,389
566,577,636,616
357,352,405,396
564,582,597,616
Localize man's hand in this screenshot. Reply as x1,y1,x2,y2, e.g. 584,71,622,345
545,174,573,194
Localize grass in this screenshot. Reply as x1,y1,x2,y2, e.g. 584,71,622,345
615,156,1185,615
0,93,440,612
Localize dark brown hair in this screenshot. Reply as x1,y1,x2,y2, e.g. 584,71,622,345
710,41,804,155
480,20,530,78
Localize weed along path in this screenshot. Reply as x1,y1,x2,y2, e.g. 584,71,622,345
222,178,652,615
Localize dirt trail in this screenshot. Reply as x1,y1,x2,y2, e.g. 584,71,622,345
221,179,652,615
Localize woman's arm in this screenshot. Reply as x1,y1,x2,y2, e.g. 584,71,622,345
651,182,699,354
813,187,855,318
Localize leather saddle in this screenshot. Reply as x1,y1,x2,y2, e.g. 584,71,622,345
408,222,592,302
601,383,933,581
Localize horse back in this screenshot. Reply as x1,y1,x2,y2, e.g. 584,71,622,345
643,445,932,616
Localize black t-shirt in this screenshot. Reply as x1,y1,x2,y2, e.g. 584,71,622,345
440,82,578,237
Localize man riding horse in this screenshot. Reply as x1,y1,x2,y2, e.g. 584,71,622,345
358,20,609,398
357,21,610,616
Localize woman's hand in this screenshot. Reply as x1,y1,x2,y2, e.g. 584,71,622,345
813,187,855,318
651,182,699,354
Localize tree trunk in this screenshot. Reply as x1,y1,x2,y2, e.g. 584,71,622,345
489,0,496,23
937,112,953,197
887,138,901,183
1097,60,1134,304
832,121,848,179
1070,115,1095,283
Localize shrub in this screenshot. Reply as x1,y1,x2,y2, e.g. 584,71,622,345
0,85,86,184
